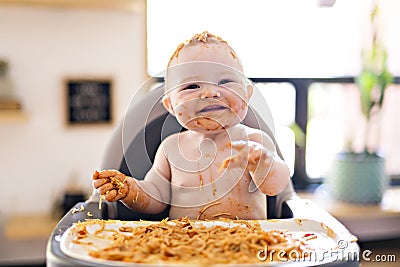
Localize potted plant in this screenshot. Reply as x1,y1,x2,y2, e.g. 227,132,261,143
326,3,393,204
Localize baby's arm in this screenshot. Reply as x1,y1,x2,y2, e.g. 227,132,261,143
222,131,290,196
92,143,171,214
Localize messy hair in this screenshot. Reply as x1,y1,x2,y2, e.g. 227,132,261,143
167,31,239,67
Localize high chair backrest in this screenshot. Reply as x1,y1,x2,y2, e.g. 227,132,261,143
97,82,296,220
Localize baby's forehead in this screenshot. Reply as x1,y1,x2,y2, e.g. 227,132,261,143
167,44,243,80
167,61,244,79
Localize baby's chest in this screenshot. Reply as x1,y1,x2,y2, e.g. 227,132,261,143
169,163,219,187
169,160,252,193
169,148,232,183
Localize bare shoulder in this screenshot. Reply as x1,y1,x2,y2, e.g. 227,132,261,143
159,131,188,152
161,132,179,144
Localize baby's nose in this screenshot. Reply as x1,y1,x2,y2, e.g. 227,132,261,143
200,87,220,99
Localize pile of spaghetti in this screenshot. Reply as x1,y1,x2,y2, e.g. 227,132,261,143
84,217,312,265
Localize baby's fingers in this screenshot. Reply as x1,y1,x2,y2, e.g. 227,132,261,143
248,146,265,164
97,183,114,195
219,154,245,171
230,140,248,151
99,185,128,202
111,186,129,201
231,140,264,151
104,190,119,202
97,169,120,179
112,172,128,183
93,178,109,189
92,170,100,180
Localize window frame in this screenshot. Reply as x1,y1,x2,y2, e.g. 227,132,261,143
154,76,400,189
252,76,400,189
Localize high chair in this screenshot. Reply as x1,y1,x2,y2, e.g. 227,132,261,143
46,78,360,266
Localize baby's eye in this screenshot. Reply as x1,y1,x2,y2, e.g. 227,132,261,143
183,84,200,90
218,79,234,85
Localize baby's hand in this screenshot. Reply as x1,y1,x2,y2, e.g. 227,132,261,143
221,141,273,173
92,170,129,202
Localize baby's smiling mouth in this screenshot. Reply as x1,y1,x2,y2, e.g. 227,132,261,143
198,105,228,113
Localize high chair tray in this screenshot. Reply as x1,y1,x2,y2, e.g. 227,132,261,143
59,218,358,266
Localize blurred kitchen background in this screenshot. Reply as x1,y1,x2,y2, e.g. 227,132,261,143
1,0,400,266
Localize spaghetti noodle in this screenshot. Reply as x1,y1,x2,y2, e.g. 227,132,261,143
97,174,126,210
73,217,313,265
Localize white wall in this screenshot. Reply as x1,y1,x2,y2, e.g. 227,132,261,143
0,5,147,216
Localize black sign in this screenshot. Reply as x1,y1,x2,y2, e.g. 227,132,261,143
66,79,112,125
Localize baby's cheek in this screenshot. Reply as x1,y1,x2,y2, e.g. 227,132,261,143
174,106,190,121
232,101,248,119
226,94,247,114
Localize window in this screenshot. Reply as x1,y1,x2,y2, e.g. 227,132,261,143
307,83,365,178
147,0,400,187
256,83,296,176
307,83,400,179
147,0,369,77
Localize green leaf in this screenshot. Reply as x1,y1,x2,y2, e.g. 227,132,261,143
289,122,306,148
356,70,377,118
377,67,393,108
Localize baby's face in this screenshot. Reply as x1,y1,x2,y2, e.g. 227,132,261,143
164,42,252,133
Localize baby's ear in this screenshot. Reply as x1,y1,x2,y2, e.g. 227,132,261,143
247,84,253,99
162,95,175,116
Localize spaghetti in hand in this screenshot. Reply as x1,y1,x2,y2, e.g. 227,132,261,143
92,170,129,202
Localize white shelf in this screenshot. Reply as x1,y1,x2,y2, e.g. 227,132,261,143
0,0,144,12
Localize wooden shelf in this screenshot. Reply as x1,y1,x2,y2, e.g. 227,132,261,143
5,214,58,240
298,186,400,241
0,0,144,12
0,110,28,122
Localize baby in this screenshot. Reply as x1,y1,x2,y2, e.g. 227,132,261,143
93,31,290,220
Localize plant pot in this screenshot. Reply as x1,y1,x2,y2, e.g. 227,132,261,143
325,152,388,204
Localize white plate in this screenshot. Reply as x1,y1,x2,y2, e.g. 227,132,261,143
60,218,357,266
